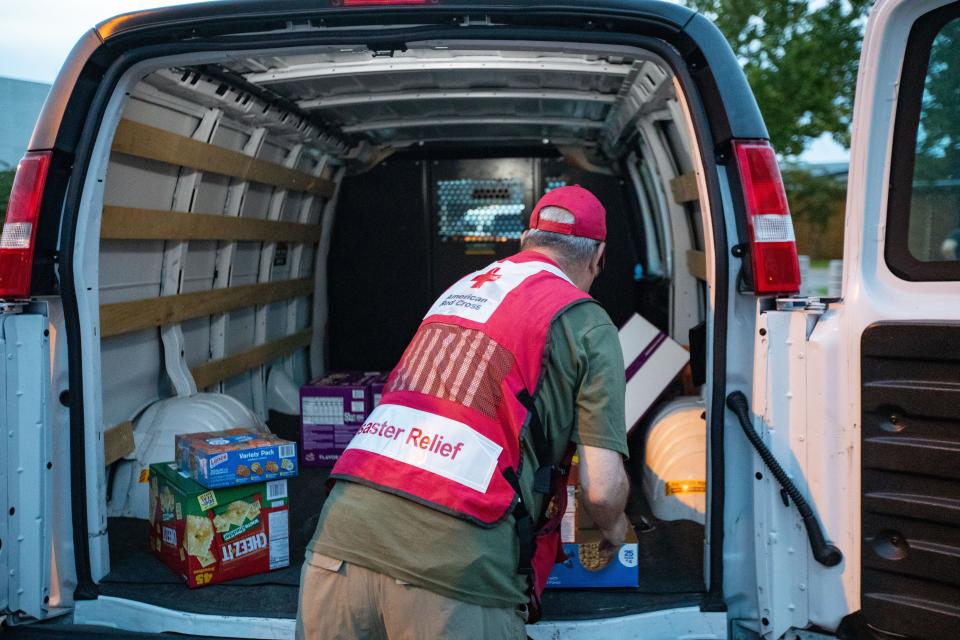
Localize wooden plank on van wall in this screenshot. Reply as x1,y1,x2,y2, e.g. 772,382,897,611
100,206,323,243
191,329,312,390
670,172,699,204
111,119,335,198
100,278,313,338
104,420,135,466
686,249,707,281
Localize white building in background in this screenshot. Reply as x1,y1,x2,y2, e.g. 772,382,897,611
0,76,51,170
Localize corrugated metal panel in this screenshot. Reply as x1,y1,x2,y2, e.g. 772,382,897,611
861,322,960,640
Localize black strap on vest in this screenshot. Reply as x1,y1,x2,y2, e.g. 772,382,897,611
516,389,554,494
507,389,555,578
503,467,534,577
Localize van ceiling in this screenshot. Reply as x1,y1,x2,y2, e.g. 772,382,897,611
201,43,674,158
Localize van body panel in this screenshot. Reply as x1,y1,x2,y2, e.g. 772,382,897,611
837,0,960,636
0,0,791,635
94,1,696,40
711,163,761,630
750,308,855,636
72,597,726,639
1,307,53,621
27,30,103,153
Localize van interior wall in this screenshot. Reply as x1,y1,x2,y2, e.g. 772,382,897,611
327,154,641,372
98,76,336,437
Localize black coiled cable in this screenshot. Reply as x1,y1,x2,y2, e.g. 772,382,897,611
726,390,843,567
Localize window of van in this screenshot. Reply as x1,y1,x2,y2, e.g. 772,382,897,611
885,4,960,280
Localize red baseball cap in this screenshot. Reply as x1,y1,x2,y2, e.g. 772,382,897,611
528,185,606,242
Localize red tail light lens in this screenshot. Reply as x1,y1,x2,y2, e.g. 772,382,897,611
732,140,801,295
0,151,52,299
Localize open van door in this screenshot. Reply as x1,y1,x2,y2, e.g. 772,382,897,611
843,0,960,637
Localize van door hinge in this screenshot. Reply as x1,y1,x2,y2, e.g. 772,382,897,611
0,302,27,315
776,297,827,313
459,15,494,27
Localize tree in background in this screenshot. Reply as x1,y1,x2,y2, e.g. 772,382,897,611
0,170,15,223
685,0,872,157
914,16,960,182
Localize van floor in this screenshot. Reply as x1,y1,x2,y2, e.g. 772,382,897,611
99,417,704,620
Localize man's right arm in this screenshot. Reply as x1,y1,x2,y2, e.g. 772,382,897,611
578,443,630,545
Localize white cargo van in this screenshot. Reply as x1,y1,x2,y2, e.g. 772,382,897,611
0,0,956,638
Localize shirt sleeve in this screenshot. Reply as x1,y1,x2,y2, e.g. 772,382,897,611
570,318,629,458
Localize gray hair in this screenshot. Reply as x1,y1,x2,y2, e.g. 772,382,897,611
522,206,602,268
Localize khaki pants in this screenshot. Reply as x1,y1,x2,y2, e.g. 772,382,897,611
296,551,527,640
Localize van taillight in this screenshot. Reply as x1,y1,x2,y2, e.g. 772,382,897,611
0,151,52,299
732,140,801,295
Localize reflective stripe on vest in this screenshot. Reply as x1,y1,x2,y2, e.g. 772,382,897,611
330,251,591,526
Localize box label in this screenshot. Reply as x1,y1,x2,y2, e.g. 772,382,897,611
618,545,638,568
198,490,218,510
268,510,290,570
303,397,345,426
266,480,288,501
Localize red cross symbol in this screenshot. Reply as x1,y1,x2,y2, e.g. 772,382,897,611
470,267,502,288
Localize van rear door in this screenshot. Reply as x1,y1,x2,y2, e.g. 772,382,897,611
844,1,960,637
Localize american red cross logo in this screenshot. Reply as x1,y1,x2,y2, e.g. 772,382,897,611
470,267,502,288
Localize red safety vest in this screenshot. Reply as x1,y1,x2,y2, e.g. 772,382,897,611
330,250,590,604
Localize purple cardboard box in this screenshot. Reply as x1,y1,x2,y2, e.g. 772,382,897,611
367,372,389,409
300,372,377,467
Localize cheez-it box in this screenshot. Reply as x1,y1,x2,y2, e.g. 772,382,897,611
300,372,378,467
148,462,290,588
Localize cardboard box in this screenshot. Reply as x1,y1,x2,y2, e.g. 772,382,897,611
300,372,378,466
175,429,298,489
367,372,389,409
619,313,690,433
148,462,290,588
547,529,639,588
547,464,639,589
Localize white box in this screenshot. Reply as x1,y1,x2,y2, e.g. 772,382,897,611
618,313,690,433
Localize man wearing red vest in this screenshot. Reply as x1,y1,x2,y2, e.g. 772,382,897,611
297,185,630,639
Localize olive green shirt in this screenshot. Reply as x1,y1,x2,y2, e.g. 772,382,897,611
307,301,628,608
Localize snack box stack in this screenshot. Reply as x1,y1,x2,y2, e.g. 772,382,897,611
300,372,380,467
546,461,639,589
175,428,298,489
148,461,291,588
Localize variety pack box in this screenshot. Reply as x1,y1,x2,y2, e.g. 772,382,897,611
175,428,298,489
547,464,639,589
300,372,378,466
148,462,290,588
